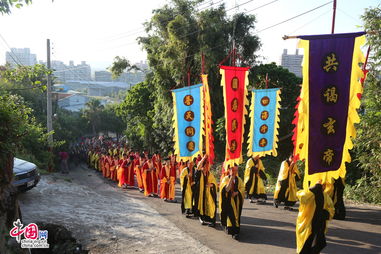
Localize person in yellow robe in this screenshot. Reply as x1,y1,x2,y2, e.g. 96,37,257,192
274,155,301,210
180,158,196,217
219,164,245,240
296,181,335,254
244,155,267,204
194,155,217,227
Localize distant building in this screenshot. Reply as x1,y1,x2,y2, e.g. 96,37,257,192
57,93,91,112
46,60,91,82
94,71,112,82
63,80,131,97
5,48,37,67
115,70,146,84
280,49,303,78
135,60,149,71
53,84,69,93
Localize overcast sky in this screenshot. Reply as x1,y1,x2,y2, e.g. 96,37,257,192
0,0,379,71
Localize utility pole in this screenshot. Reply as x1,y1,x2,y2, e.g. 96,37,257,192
46,39,53,145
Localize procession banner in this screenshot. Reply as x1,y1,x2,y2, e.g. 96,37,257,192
220,66,249,167
201,74,215,165
172,84,204,162
247,88,281,158
293,32,366,187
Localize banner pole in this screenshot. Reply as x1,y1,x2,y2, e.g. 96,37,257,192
331,0,337,34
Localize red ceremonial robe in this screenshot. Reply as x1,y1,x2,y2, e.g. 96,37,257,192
135,157,144,190
103,155,112,178
159,164,176,200
122,159,135,187
142,160,158,196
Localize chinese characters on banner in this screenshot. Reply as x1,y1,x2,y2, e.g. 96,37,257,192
220,66,249,167
201,74,215,165
172,84,204,162
247,88,281,158
293,32,366,188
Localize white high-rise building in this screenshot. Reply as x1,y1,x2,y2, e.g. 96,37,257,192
45,60,91,82
280,49,303,78
5,48,37,67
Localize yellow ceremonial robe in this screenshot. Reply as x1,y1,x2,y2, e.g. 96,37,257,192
180,167,193,212
244,158,266,198
219,175,245,234
197,172,217,219
274,160,300,203
296,187,334,253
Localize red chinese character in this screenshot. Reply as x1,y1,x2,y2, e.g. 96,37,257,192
10,226,24,238
9,219,25,243
24,223,39,240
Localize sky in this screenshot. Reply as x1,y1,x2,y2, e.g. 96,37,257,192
0,0,379,71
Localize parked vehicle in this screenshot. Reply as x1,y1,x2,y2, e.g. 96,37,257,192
12,158,40,192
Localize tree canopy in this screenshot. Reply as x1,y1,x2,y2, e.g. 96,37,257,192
132,0,261,154
349,6,381,203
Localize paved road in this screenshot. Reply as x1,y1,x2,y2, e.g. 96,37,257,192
19,164,381,254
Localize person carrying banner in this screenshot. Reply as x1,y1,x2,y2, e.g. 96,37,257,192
274,155,301,210
296,181,334,254
219,164,245,240
194,155,217,227
244,155,267,204
180,158,196,217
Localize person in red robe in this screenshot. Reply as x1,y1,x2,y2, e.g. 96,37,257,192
142,154,158,197
109,154,119,181
152,151,162,174
103,152,112,178
117,154,125,187
159,157,177,202
134,153,145,193
122,155,135,188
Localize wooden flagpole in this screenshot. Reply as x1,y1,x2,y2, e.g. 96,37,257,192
331,0,337,34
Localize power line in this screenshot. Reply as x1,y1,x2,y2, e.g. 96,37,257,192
288,8,331,35
0,84,45,91
145,0,334,72
256,1,333,33
93,0,224,43
66,0,231,53
226,0,255,12
0,33,24,66
245,0,279,13
53,0,331,82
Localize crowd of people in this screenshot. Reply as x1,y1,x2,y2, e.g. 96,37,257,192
67,137,345,252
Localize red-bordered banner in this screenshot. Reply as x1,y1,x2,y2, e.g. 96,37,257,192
220,66,249,167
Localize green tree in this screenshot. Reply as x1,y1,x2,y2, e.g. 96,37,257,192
82,98,104,135
349,6,381,204
108,56,139,79
0,0,31,14
53,108,90,148
116,81,155,151
99,103,125,139
0,94,46,252
0,64,51,124
134,0,260,155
